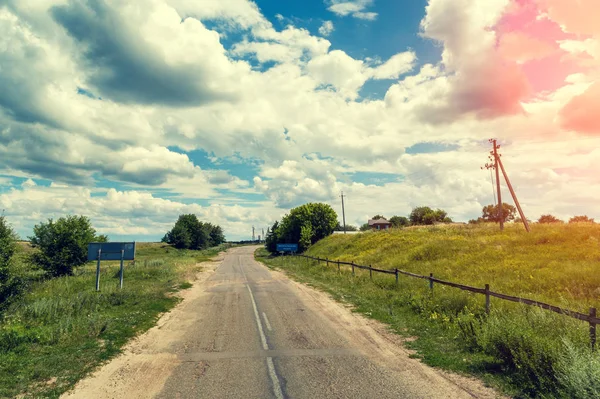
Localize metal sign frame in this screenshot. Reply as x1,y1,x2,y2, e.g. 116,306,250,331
87,242,136,291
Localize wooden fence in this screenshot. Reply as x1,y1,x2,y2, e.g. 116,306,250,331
293,254,599,350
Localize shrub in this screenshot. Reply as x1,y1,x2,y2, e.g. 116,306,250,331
0,216,21,308
29,215,107,277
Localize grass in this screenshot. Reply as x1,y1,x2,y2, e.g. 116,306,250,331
0,242,230,399
255,223,600,398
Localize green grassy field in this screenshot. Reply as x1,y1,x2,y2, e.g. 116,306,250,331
256,223,600,398
0,242,228,399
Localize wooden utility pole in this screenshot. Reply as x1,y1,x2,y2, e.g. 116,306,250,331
493,140,504,230
497,156,531,232
340,191,347,234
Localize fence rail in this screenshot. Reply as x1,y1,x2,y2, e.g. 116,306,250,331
294,254,599,350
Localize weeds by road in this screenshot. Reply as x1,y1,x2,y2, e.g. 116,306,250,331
0,242,228,399
255,223,600,398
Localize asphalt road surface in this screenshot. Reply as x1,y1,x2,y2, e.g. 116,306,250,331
63,246,502,399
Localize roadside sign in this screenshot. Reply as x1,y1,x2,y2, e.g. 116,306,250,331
276,243,298,252
87,242,136,291
88,242,136,261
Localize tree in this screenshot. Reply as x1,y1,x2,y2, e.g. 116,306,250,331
371,215,385,220
389,216,409,228
481,203,517,223
569,215,595,224
359,223,370,232
274,203,338,252
538,214,563,224
265,221,280,253
409,206,452,225
0,216,21,307
334,222,357,231
162,214,223,250
29,215,107,277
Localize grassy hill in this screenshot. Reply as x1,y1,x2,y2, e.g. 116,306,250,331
256,223,600,398
309,222,600,311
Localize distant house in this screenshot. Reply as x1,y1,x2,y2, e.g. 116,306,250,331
368,218,392,231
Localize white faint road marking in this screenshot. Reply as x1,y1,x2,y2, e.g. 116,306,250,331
246,285,268,351
262,312,273,331
267,357,284,399
241,255,284,399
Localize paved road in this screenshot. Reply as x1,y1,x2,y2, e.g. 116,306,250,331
64,246,500,399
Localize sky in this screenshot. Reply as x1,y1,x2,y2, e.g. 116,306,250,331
1,0,599,241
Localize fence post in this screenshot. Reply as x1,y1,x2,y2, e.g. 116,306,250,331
352,261,355,276
485,284,490,314
590,308,597,351
369,265,373,280
429,273,434,293
119,249,125,290
326,258,329,267
337,261,340,272
395,268,399,285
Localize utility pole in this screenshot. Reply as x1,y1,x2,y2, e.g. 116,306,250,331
252,226,255,241
493,140,503,231
262,228,265,242
340,191,347,234
483,139,503,230
498,155,531,232
483,139,530,233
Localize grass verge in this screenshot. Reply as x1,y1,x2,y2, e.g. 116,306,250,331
0,242,229,398
255,223,600,398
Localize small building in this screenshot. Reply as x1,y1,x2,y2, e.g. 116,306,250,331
368,218,392,231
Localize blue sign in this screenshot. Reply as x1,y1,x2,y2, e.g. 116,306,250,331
276,243,298,252
88,242,136,261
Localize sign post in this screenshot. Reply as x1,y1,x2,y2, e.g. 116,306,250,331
95,249,101,292
88,242,136,291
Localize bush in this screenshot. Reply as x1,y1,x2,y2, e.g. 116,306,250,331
0,216,21,308
538,214,563,224
409,206,452,225
29,215,107,277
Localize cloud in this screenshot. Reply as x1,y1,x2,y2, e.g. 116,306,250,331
417,0,530,120
318,20,334,36
498,31,556,64
559,82,600,135
371,52,417,79
327,0,378,20
50,0,251,106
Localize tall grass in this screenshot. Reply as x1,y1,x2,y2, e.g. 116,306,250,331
256,223,600,398
0,242,227,398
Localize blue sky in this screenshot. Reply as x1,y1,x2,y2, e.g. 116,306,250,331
1,0,599,241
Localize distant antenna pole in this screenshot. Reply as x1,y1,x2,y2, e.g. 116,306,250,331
262,228,265,242
498,155,531,232
252,226,255,241
340,191,347,234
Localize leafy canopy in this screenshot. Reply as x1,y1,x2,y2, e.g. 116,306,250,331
0,216,21,307
162,214,225,250
409,206,452,225
481,203,517,223
29,215,107,277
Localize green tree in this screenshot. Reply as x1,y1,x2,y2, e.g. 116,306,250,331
0,216,21,307
334,222,357,231
538,214,563,224
359,223,370,232
163,215,225,250
481,203,517,223
207,224,226,246
389,215,409,227
299,225,313,251
409,206,452,225
29,215,107,277
265,221,280,253
275,203,338,252
371,215,385,220
569,215,595,224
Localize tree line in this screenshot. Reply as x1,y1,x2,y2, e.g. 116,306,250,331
468,203,596,225
335,206,453,232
